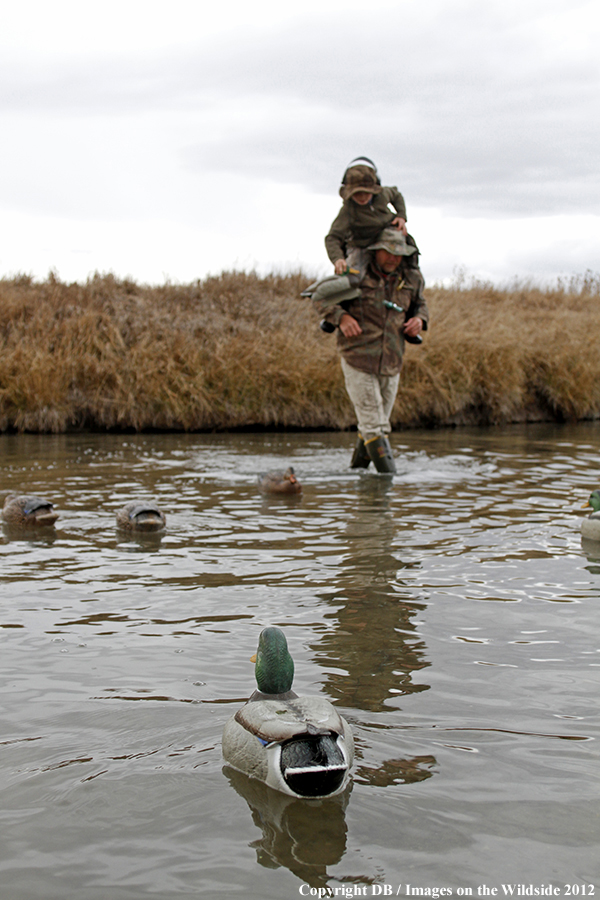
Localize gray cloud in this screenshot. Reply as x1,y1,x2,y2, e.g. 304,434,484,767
1,0,599,220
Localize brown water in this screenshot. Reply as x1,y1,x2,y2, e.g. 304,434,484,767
1,425,599,899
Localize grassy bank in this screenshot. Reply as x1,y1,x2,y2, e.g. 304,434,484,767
1,270,599,433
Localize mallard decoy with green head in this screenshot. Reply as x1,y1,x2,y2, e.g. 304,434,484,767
581,490,600,541
222,626,353,798
258,467,302,495
2,494,59,528
116,501,166,532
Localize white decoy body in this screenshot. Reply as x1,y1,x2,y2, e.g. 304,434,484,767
222,627,353,798
581,490,600,542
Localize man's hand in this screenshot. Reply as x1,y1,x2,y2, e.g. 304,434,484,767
403,316,423,338
390,217,408,235
334,258,347,275
339,313,362,337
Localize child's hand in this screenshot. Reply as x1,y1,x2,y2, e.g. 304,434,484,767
391,217,408,235
334,259,347,275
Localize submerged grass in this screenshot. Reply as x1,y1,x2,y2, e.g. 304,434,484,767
1,269,599,433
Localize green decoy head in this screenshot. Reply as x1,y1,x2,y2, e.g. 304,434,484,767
252,626,294,695
586,490,600,513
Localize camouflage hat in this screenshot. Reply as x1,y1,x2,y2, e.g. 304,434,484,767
368,228,417,256
339,164,383,200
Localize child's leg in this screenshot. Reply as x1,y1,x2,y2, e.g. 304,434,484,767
345,245,361,271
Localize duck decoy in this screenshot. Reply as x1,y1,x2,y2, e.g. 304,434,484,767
2,494,59,528
115,501,166,532
581,490,600,541
222,626,353,798
258,467,302,495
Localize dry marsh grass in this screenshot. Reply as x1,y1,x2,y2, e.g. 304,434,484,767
1,269,599,433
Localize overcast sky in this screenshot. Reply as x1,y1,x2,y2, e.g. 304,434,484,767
1,0,599,286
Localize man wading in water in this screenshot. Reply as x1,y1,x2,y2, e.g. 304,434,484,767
303,228,429,474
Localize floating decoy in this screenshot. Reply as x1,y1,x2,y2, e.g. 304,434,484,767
222,626,353,798
258,467,302,495
115,501,166,532
2,494,59,528
581,490,600,541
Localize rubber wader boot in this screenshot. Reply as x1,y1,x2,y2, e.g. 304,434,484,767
365,435,396,474
350,434,371,468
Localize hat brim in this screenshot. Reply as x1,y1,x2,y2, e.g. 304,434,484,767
340,183,383,201
368,240,416,256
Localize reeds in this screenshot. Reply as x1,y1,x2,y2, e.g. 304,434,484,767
1,269,599,433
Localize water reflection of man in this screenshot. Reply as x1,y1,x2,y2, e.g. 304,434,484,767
311,477,436,787
315,477,430,712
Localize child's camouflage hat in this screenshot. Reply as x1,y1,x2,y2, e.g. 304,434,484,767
368,228,416,256
339,164,382,200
